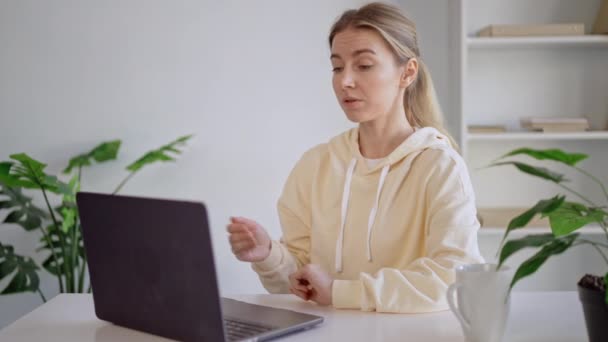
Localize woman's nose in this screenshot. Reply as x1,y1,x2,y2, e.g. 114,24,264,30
340,70,355,89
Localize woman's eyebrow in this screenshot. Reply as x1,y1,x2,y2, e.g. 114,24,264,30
330,48,376,60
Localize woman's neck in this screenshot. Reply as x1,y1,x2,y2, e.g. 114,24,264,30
358,108,415,159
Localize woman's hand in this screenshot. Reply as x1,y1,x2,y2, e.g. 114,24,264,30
226,216,271,262
289,264,333,306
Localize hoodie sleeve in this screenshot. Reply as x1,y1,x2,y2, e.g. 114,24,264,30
251,147,319,293
332,148,484,313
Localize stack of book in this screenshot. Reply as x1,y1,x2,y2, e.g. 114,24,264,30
478,23,585,37
520,117,589,132
468,125,507,133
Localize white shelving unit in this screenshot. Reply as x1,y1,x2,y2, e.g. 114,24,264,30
451,0,608,207
468,35,608,48
448,0,608,290
468,131,608,141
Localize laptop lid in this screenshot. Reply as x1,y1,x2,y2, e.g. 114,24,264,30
76,191,226,341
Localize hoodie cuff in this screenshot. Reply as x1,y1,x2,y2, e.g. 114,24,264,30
252,240,283,272
332,279,362,309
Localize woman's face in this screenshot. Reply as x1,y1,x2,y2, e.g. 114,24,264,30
330,27,409,123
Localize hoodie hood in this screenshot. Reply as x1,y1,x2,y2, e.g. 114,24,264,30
329,126,452,273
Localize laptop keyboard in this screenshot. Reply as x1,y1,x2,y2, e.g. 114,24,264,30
224,317,274,341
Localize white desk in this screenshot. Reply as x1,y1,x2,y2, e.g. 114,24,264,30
0,292,586,341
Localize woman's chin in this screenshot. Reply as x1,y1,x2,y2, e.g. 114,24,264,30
344,111,373,124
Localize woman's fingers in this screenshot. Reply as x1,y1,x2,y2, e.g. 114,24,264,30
226,223,249,234
288,273,310,293
230,216,259,227
228,231,253,244
231,240,255,254
290,287,310,301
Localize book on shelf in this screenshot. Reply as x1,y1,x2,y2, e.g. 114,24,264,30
594,0,608,34
520,117,590,132
478,23,585,37
468,125,507,133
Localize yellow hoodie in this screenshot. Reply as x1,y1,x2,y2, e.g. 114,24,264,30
252,127,484,313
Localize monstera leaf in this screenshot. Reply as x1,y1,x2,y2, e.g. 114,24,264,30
0,186,48,231
0,242,40,294
64,140,121,174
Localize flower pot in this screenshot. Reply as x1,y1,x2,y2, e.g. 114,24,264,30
578,284,608,342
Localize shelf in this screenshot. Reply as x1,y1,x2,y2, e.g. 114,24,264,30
467,131,608,141
467,35,608,49
479,225,605,235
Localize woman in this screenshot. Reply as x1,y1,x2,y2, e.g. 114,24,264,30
227,2,483,313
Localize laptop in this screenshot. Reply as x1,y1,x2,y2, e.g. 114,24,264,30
76,192,324,342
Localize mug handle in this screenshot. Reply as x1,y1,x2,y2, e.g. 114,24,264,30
447,283,471,334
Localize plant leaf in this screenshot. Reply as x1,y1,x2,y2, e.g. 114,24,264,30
39,224,80,276
4,210,24,223
604,272,608,305
490,161,565,183
0,242,40,294
498,233,555,268
60,206,76,233
126,135,193,172
0,186,48,231
0,174,39,189
548,202,607,237
500,148,588,166
509,234,579,290
63,140,121,174
0,162,12,176
5,153,68,195
498,196,566,248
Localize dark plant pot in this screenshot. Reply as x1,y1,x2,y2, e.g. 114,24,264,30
578,284,608,342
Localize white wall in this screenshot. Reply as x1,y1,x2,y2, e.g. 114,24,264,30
0,0,456,328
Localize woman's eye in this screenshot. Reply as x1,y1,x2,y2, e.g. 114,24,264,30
359,65,373,70
332,67,343,72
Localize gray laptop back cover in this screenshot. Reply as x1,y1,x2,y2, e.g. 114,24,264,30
77,192,226,341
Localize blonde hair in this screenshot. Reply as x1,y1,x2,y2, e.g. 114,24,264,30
329,2,458,149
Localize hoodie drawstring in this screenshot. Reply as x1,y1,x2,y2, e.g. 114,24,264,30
335,158,390,273
335,158,357,273
366,164,390,262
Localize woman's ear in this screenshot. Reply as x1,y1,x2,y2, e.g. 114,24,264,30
400,58,419,88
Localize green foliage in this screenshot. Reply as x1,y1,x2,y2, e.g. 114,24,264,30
500,148,588,166
0,242,39,294
0,187,48,231
63,140,121,174
126,135,192,172
490,147,608,304
0,135,191,300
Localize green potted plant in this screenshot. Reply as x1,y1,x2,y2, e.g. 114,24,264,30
488,148,608,342
0,135,192,301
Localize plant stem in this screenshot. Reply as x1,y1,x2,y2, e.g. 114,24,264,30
557,183,598,207
579,238,608,249
599,221,608,243
38,225,64,292
574,166,608,203
41,187,72,292
78,254,87,293
588,243,608,265
37,288,47,303
71,221,79,292
112,172,136,195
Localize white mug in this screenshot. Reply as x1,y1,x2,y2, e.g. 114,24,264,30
447,263,512,342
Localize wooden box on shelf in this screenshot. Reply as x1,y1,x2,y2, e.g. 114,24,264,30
520,117,590,133
594,0,608,34
478,23,585,37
